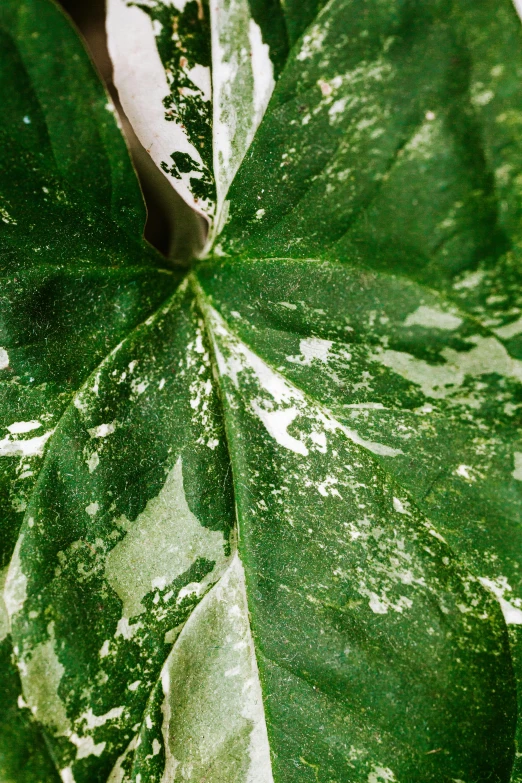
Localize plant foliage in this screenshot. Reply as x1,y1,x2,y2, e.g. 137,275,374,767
1,0,522,781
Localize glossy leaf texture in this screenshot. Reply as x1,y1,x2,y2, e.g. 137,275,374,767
2,0,522,782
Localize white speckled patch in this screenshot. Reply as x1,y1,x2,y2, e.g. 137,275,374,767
157,554,273,783
105,457,228,619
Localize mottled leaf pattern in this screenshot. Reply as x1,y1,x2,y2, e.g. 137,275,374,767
6,281,235,782
107,0,216,219
0,0,181,778
209,0,275,233
2,0,522,782
124,554,272,783
107,0,275,227
198,257,522,779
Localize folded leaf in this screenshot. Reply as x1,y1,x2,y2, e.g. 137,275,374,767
107,0,276,228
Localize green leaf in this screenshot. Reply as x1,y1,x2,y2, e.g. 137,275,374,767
119,553,271,783
0,636,61,783
219,0,522,275
195,263,518,781
2,0,522,781
6,280,234,781
0,0,179,776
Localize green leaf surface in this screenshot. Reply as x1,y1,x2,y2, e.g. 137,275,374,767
0,633,61,783
1,0,146,245
196,262,518,782
219,0,522,279
2,0,522,781
7,280,235,782
0,0,180,776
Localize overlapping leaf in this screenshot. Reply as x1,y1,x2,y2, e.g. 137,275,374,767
2,0,522,782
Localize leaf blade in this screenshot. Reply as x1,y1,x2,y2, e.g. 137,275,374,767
6,281,235,781
219,0,522,279
196,272,516,781
1,0,146,241
107,0,216,221
126,554,273,783
106,0,280,229
197,254,522,779
4,0,522,779
0,1,181,776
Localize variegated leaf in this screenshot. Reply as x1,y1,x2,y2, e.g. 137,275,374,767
6,281,235,782
0,0,179,778
3,0,522,781
107,0,276,229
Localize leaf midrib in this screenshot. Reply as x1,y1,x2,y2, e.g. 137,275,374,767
191,267,519,640
191,270,520,781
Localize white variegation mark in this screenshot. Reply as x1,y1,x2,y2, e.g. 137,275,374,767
404,305,462,331
210,0,274,234
107,735,139,783
80,706,124,730
13,613,127,765
202,300,402,461
87,422,116,438
368,765,397,783
19,621,70,735
7,420,41,434
0,429,54,457
373,335,522,403
513,452,522,481
494,315,522,340
287,337,334,366
479,575,522,625
0,567,10,643
296,19,328,62
107,0,212,219
393,497,409,515
4,535,28,617
250,402,308,455
158,554,273,783
87,452,100,473
105,457,229,619
69,734,106,760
